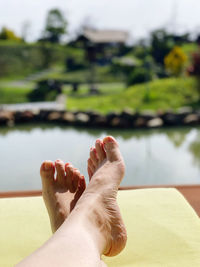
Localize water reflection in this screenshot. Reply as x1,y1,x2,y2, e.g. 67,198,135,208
0,123,199,191
189,133,200,168
165,129,190,148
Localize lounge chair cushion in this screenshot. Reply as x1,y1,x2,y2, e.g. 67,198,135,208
0,189,200,267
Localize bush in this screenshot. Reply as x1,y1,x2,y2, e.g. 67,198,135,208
28,80,62,102
132,46,149,60
164,46,187,76
0,27,22,41
65,56,87,71
127,67,153,86
0,42,43,77
0,41,85,78
188,50,200,102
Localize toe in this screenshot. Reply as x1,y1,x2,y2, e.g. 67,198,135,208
55,160,66,185
103,136,122,162
88,158,95,173
65,163,75,192
95,139,106,161
40,160,55,186
77,175,86,196
90,147,99,167
72,170,80,191
87,165,93,180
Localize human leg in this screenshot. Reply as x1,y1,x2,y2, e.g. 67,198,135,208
16,136,127,267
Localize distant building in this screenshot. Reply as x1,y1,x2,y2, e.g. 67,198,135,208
81,29,128,45
70,29,129,65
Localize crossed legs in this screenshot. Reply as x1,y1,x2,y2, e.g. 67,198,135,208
16,136,127,267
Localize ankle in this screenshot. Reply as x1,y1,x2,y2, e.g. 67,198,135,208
65,196,110,255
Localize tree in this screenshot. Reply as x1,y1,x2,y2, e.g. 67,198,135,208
164,46,187,76
189,133,200,167
150,29,174,65
188,49,200,103
42,9,67,43
0,27,22,41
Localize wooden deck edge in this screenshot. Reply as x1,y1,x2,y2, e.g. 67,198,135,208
0,184,200,198
0,185,200,216
0,190,42,198
118,184,200,190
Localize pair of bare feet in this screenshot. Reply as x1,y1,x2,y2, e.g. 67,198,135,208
40,136,127,257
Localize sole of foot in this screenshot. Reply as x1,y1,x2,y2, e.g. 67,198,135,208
40,160,86,233
82,136,127,257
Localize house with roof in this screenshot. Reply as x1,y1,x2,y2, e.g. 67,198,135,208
82,29,128,45
70,28,129,64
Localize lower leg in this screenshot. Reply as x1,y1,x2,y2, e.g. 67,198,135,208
16,136,126,267
16,217,105,267
17,162,107,267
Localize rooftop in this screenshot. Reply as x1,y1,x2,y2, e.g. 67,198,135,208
83,29,128,43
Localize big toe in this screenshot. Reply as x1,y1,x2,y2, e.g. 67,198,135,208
103,136,122,162
40,160,55,187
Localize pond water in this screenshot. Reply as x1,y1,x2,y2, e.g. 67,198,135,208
0,124,200,192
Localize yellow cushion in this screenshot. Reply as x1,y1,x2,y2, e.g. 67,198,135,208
104,189,200,266
0,189,200,267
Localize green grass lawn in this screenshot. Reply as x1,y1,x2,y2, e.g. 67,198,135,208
0,82,124,105
42,66,123,83
66,77,200,113
0,77,199,113
63,82,125,96
0,87,31,104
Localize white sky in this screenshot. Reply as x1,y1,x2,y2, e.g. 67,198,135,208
0,0,200,42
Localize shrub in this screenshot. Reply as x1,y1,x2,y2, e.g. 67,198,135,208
28,80,62,102
0,27,22,41
127,67,153,86
0,41,85,77
188,49,200,102
0,42,43,77
164,46,187,76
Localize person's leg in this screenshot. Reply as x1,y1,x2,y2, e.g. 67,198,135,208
86,136,127,256
16,136,127,267
41,159,107,266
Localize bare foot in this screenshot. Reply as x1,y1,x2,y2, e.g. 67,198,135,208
40,160,86,233
80,136,127,257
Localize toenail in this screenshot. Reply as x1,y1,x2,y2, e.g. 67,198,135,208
66,164,72,169
55,159,62,164
103,137,117,147
44,162,53,171
105,136,114,142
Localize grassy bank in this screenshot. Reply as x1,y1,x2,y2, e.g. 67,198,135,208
67,77,199,113
42,66,123,83
0,77,199,112
0,87,31,104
